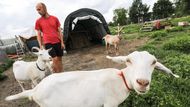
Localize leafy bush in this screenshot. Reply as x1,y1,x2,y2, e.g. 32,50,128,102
163,35,190,53
123,33,139,40
160,19,173,27
164,54,190,79
137,32,153,39
170,16,190,26
0,59,14,72
139,43,181,59
150,31,168,41
109,26,118,35
122,24,142,34
160,54,190,106
138,43,156,51
166,26,184,32
0,59,14,80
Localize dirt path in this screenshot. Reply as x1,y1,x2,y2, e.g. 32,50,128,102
0,38,148,107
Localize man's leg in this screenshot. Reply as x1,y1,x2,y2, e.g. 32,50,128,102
52,56,63,73
52,57,58,73
49,42,63,73
57,56,63,72
45,43,57,73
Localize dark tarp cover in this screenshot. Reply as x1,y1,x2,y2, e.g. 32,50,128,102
63,8,110,50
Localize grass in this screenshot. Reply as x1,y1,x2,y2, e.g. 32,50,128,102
170,16,190,26
118,16,190,107
0,59,14,80
109,24,142,35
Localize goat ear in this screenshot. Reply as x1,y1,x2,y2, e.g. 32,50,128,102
47,48,52,52
31,47,40,52
106,55,128,64
155,62,179,78
31,51,39,56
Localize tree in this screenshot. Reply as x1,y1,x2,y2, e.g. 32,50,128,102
139,4,151,22
153,0,174,19
113,8,128,25
129,0,150,23
174,0,190,16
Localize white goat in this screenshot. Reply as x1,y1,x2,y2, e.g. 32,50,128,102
5,51,179,107
103,26,124,55
45,61,54,73
12,47,52,91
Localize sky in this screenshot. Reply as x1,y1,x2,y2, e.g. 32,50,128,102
0,0,160,39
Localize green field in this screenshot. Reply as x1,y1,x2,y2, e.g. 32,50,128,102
117,16,190,107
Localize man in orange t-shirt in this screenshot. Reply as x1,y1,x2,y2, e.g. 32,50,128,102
35,2,65,73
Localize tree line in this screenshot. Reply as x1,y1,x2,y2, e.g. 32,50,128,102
110,0,190,26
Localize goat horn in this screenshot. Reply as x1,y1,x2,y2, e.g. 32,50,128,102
47,48,52,52
106,56,112,59
119,26,124,32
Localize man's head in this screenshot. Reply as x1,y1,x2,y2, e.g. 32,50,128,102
36,2,48,17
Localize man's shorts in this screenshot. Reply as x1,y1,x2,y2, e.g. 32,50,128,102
45,42,63,58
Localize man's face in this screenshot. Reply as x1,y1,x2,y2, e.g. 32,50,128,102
36,4,46,16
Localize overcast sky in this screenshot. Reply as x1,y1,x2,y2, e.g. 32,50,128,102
0,0,161,39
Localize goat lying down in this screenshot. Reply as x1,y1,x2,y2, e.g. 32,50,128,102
12,47,52,91
5,51,179,107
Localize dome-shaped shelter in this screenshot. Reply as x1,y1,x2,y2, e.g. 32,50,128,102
63,8,110,50
0,49,8,63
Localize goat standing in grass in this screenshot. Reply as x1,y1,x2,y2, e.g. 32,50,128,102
103,25,124,55
5,51,179,107
12,47,52,91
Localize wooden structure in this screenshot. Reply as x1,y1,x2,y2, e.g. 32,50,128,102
140,22,154,32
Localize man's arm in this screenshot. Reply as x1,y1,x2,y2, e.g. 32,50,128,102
58,27,65,49
36,30,43,49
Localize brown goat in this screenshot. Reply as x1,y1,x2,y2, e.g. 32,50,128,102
103,25,124,55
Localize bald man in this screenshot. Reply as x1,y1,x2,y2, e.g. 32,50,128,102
35,3,65,73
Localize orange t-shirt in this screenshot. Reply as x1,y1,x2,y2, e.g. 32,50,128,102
35,15,61,44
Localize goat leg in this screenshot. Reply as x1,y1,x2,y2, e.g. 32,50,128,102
105,43,109,54
17,81,25,91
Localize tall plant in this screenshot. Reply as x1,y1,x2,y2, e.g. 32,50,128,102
153,0,174,19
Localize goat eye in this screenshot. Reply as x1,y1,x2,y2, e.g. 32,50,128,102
126,59,132,64
152,60,156,65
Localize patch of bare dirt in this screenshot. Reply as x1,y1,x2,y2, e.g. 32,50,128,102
0,38,148,107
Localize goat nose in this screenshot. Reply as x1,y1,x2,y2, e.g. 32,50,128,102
136,79,149,87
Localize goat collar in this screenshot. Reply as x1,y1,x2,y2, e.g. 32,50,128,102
36,63,45,71
118,71,132,91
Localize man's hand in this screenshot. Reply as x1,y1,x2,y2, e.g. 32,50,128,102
61,42,65,49
39,45,44,50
